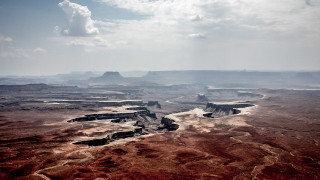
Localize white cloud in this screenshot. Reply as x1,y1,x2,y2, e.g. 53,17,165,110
50,0,319,71
62,36,112,53
33,48,47,53
188,33,206,39
189,14,203,22
65,37,111,47
97,0,320,41
0,34,47,59
58,0,99,36
66,39,93,47
0,35,12,43
53,26,61,35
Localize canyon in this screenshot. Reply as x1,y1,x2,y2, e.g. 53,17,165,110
0,71,319,179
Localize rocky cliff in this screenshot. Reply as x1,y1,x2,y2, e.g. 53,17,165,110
73,128,143,146
205,102,253,117
161,117,180,131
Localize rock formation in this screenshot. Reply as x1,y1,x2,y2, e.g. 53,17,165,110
89,71,127,85
98,100,144,106
147,101,161,109
203,112,213,118
68,105,156,122
161,117,180,131
206,102,253,109
206,102,253,117
197,93,209,102
73,128,143,146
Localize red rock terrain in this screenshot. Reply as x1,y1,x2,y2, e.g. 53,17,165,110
0,89,320,179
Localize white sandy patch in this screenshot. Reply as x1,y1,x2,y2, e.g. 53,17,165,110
238,105,258,115
164,105,255,133
75,121,137,140
166,108,206,121
215,115,251,127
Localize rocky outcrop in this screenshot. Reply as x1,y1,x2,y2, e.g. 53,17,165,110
73,128,143,146
89,71,127,85
73,138,109,146
68,112,137,122
110,118,125,123
205,102,253,116
126,106,156,118
111,128,142,139
206,102,253,109
147,101,161,109
197,94,209,102
135,120,145,128
203,112,213,118
126,106,148,111
68,105,156,122
98,100,144,106
161,117,179,131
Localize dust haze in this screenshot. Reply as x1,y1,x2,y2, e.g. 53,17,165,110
0,70,320,179
1,0,320,179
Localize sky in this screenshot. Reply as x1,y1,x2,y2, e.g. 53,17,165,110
0,0,320,75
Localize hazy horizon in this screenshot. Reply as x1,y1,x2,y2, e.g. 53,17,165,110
1,69,320,78
1,0,320,76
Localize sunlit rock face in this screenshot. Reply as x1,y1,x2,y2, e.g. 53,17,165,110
205,102,253,117
161,117,180,131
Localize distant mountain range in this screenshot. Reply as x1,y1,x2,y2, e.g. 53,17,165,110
1,70,320,89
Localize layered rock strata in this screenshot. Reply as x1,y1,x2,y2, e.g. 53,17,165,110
73,128,143,146
205,102,253,117
161,117,180,131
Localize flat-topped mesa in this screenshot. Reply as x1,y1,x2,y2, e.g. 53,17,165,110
111,128,142,140
206,102,254,116
125,106,148,111
68,105,156,122
73,128,143,146
100,71,124,80
125,106,157,118
89,71,127,84
206,102,253,109
102,71,122,77
161,117,179,131
68,112,137,122
98,100,144,106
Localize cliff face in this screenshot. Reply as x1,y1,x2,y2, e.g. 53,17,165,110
206,103,253,109
68,105,156,122
69,104,158,146
73,128,143,146
101,72,123,78
161,117,180,131
205,102,253,117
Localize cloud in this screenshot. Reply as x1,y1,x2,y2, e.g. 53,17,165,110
33,48,47,53
58,0,99,36
304,0,320,6
98,0,320,40
189,14,203,22
66,39,92,47
0,35,12,43
63,36,112,53
65,37,110,47
188,33,206,39
0,34,47,59
55,0,320,71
